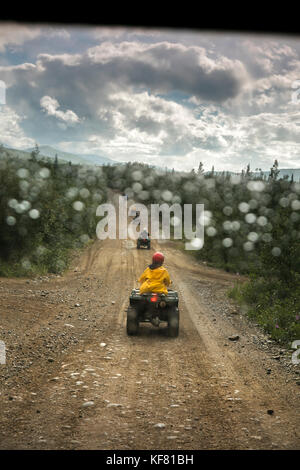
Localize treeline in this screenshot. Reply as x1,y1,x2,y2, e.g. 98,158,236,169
0,146,107,276
102,160,300,344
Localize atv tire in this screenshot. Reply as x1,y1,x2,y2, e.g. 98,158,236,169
168,307,179,337
127,307,139,335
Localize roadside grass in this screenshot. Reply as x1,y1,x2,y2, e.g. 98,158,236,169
0,238,94,278
228,277,300,345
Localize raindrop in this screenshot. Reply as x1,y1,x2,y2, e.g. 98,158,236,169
172,195,181,204
248,232,259,242
39,167,50,179
190,238,204,249
243,241,254,251
230,175,241,185
152,189,161,200
15,203,26,214
6,216,16,226
271,247,281,257
18,227,27,236
139,190,150,201
73,201,84,212
202,210,212,226
21,200,31,211
56,260,66,271
8,199,18,209
279,197,289,208
132,170,143,181
66,187,79,199
291,212,300,222
247,181,265,192
292,182,300,193
29,209,40,219
183,182,195,193
17,168,29,179
223,221,232,231
231,221,240,231
291,200,300,211
245,213,256,224
222,238,233,248
238,202,250,213
92,192,102,202
144,176,154,187
124,187,134,198
223,206,233,216
19,180,30,191
249,199,258,209
22,259,31,270
206,226,217,237
36,245,47,256
257,216,268,226
162,190,173,202
80,234,90,243
132,182,143,193
79,188,90,199
262,233,272,243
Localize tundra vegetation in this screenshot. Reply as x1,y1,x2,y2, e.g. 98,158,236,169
1,145,299,344
0,144,107,276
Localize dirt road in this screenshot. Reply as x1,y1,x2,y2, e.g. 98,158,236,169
0,197,299,450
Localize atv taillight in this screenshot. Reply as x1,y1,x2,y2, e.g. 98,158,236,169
150,294,158,302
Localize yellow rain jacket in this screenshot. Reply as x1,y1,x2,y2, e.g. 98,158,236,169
138,265,171,295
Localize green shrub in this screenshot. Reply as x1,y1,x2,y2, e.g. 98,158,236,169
229,277,300,344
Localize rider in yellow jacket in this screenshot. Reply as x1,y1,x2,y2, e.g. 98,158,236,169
139,252,171,295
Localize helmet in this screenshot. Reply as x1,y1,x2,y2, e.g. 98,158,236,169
152,252,164,265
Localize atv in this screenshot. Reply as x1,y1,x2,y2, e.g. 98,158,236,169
137,235,151,250
126,289,179,337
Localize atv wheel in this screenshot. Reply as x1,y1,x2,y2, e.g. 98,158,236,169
147,244,150,250
127,307,139,335
168,307,179,337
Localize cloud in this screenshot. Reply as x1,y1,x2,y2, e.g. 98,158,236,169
86,41,248,102
1,26,300,171
40,96,81,126
37,53,82,67
0,23,41,52
0,106,35,148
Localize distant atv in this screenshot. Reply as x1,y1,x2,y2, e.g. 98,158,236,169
137,234,151,250
127,289,179,337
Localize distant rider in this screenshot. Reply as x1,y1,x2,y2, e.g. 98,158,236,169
140,227,149,239
138,252,171,295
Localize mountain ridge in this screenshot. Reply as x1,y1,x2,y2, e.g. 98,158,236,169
24,145,117,166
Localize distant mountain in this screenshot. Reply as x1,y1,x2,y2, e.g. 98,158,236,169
25,145,117,166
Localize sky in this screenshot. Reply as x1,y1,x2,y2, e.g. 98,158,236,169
0,23,300,172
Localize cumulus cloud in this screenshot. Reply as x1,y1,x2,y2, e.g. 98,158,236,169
0,106,35,148
40,96,81,126
86,41,247,102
